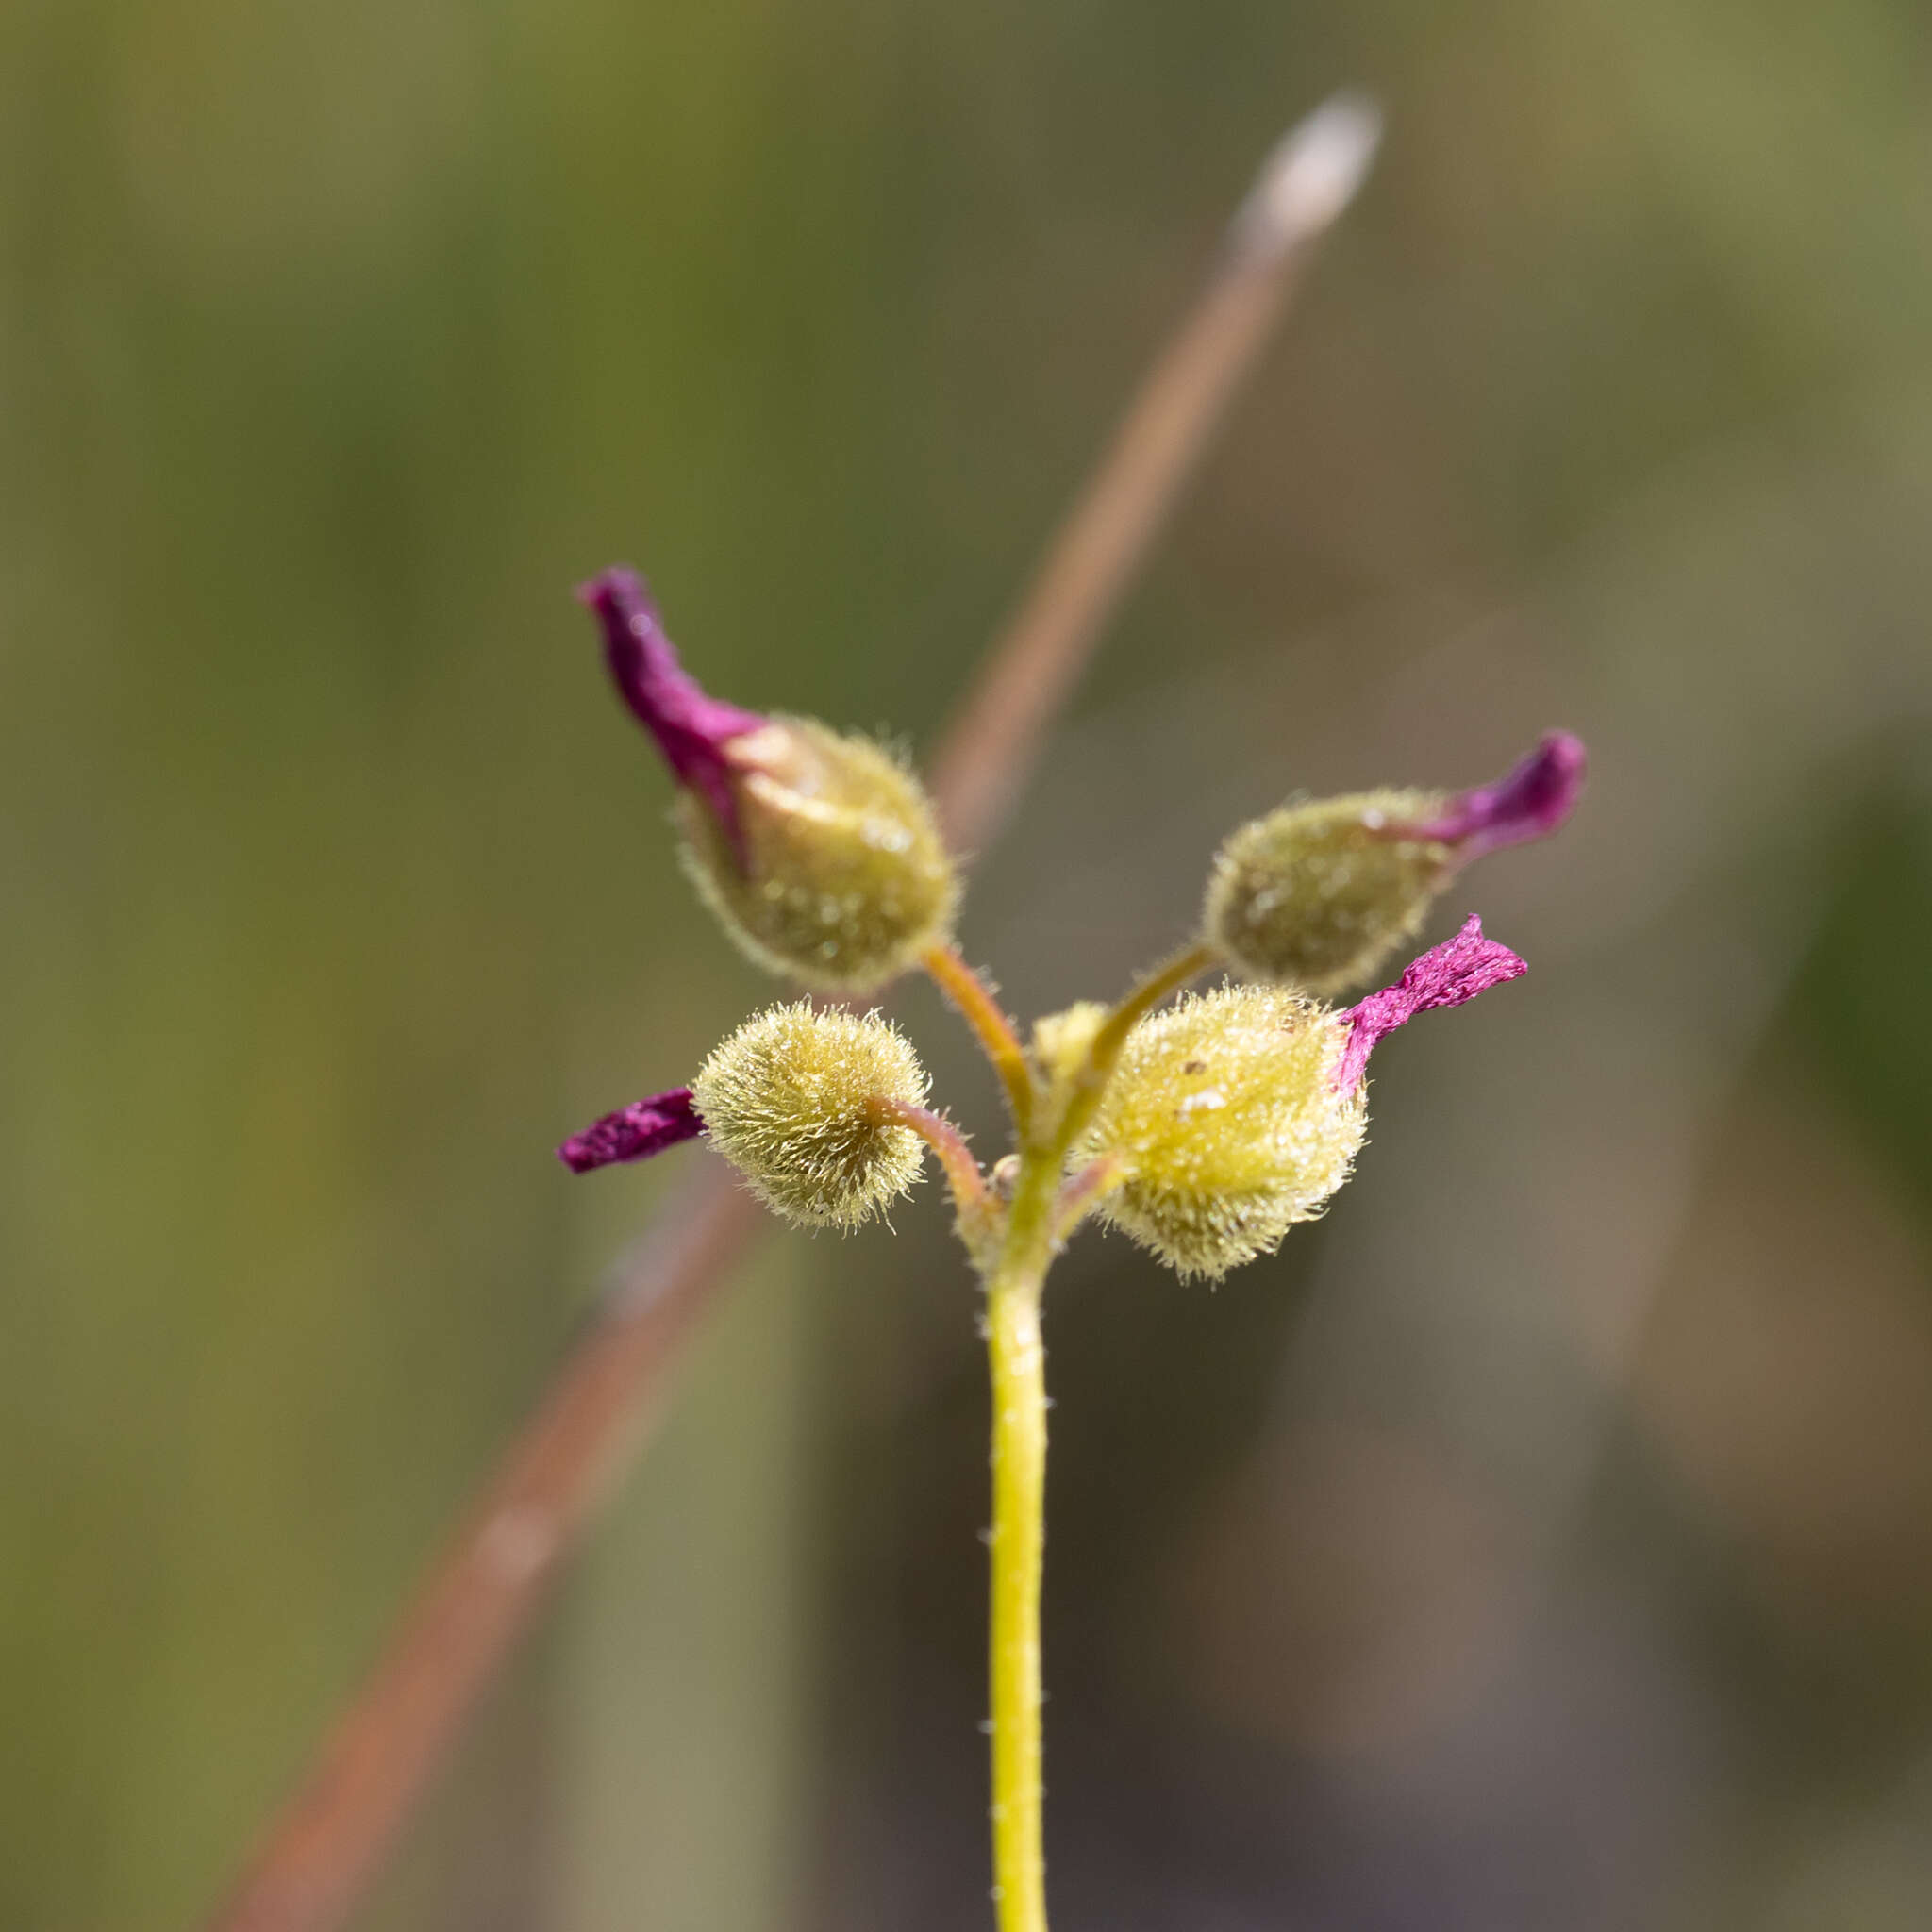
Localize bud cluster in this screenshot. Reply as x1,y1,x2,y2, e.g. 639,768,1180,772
549,146,1584,1932
557,558,1579,1291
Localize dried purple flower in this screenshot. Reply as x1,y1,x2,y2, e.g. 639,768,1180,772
1401,730,1587,861
1334,914,1526,1091
558,1086,706,1174
579,567,767,863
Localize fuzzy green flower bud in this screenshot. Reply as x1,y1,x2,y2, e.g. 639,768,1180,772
1071,919,1527,1280
691,1002,931,1228
1205,789,1450,997
1029,999,1108,1130
1203,734,1586,994
1031,1002,1108,1081
1072,985,1366,1282
582,568,958,992
677,718,959,993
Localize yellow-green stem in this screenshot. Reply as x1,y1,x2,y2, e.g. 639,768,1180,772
1055,940,1216,1157
922,942,1039,1137
984,1155,1057,1932
973,941,1214,1932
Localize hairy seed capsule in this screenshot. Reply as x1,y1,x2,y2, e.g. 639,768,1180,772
678,720,959,993
1204,790,1453,996
1073,985,1366,1282
691,1002,930,1228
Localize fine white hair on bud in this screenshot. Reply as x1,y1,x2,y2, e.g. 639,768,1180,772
678,718,959,994
1204,790,1453,996
1072,984,1366,1283
691,1002,931,1229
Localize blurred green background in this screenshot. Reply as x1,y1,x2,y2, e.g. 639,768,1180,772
5,1,1931,1926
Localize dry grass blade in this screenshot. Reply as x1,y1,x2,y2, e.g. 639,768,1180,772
929,91,1380,851
207,92,1380,1932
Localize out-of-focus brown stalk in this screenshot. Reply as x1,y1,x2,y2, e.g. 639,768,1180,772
928,93,1382,853
207,93,1379,1932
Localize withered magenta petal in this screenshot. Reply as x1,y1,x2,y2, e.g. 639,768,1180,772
558,1086,706,1174
1335,914,1526,1090
1405,730,1587,859
578,567,766,860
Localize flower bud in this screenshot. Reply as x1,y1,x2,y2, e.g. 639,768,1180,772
1205,788,1452,997
1031,1003,1108,1083
1029,1000,1108,1128
1203,733,1585,994
675,718,958,993
583,567,958,992
691,1002,931,1228
1072,985,1366,1282
1073,918,1527,1282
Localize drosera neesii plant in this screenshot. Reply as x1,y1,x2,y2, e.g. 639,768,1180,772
559,573,1583,1931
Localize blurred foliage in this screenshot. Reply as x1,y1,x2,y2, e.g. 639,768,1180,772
1796,798,1932,1226
3,0,1930,1928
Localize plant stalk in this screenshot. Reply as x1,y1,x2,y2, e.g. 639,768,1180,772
976,939,1215,1932
984,1154,1057,1932
207,93,1378,1932
922,943,1039,1137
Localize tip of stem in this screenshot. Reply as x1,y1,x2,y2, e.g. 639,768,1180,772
1230,91,1383,264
